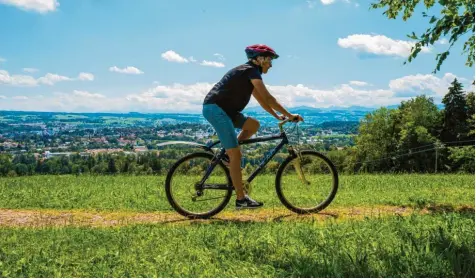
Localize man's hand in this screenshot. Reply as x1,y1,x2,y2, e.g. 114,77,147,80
289,114,303,122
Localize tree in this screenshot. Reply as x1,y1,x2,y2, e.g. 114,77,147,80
15,163,29,176
108,158,118,174
355,108,399,172
371,0,475,73
441,78,469,142
465,91,475,135
395,95,441,171
465,91,475,115
448,145,475,172
0,154,13,175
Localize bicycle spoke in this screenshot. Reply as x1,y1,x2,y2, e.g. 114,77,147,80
165,152,233,218
191,195,229,202
276,151,338,213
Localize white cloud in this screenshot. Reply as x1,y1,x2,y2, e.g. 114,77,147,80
1,73,469,112
0,70,38,86
0,0,59,13
0,70,94,86
0,95,6,99
436,38,449,45
124,72,465,112
349,80,370,86
213,53,225,61
319,0,356,5
161,50,189,63
266,84,395,108
73,90,105,99
109,66,144,75
126,82,213,112
37,73,71,85
12,96,28,100
0,57,5,63
338,34,431,57
388,72,467,96
200,60,225,68
162,51,225,67
78,72,94,81
23,68,39,73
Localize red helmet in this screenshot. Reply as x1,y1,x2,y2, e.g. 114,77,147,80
245,44,279,59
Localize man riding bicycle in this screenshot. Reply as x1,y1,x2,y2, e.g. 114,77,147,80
202,44,304,210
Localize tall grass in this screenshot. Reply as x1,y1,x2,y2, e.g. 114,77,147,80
0,174,474,277
0,174,473,211
0,213,473,277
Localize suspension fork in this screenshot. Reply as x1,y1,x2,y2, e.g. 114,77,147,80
288,146,310,185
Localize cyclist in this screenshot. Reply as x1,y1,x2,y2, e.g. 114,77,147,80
202,44,303,210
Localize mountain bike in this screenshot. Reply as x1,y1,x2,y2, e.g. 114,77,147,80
165,118,339,219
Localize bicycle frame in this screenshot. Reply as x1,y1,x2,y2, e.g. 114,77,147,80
198,130,293,190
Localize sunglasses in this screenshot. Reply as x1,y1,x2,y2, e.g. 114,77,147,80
263,56,274,66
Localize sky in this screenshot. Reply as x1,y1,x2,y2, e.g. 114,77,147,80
0,0,474,113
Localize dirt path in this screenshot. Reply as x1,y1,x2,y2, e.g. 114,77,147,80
0,205,473,228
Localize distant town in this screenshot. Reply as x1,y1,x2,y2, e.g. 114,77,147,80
0,107,368,159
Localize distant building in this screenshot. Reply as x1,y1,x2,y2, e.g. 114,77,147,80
85,148,124,155
118,138,135,146
44,151,73,159
133,146,148,152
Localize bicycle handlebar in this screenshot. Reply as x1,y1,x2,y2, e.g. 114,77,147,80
278,118,301,133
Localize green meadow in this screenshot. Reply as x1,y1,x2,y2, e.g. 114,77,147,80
0,174,474,277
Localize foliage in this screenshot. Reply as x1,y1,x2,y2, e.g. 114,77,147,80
448,146,475,172
355,107,399,172
441,79,470,142
371,0,475,73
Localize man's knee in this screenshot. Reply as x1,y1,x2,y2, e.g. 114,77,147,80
245,117,260,132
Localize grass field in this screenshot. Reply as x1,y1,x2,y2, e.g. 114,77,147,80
0,174,474,277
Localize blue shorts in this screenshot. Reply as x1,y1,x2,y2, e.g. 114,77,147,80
202,104,248,149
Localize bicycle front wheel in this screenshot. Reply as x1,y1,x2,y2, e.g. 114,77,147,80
165,152,233,218
275,150,338,214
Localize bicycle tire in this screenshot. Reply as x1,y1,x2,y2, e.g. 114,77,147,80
275,150,339,214
165,151,233,218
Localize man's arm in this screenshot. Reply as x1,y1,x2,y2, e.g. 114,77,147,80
251,79,293,118
252,90,281,120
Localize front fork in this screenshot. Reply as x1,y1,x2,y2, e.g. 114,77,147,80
288,146,310,185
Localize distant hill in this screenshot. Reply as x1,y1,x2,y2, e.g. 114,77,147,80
243,105,377,114
1,103,445,117
244,103,445,114
317,121,360,134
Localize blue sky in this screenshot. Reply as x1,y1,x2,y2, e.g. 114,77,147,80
0,0,474,113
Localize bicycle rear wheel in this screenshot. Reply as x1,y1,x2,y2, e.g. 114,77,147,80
165,152,233,218
275,150,338,214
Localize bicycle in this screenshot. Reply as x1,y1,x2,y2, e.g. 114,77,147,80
165,118,339,219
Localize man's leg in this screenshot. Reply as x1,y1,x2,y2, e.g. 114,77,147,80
203,104,247,200
237,117,260,141
228,114,263,208
226,147,245,200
